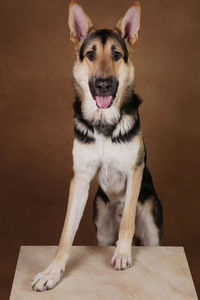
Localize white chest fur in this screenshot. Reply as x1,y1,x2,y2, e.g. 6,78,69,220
73,131,141,194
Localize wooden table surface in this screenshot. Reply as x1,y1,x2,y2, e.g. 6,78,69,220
10,246,198,300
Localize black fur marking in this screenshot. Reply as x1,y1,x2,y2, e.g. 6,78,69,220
74,126,95,144
111,91,142,143
96,30,128,62
94,121,116,137
120,91,142,115
93,186,110,223
136,145,145,167
139,166,158,204
96,186,110,203
134,236,141,246
112,116,140,143
79,29,128,63
143,142,147,164
152,196,163,232
138,165,163,236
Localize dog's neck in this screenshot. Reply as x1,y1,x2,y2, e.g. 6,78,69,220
73,88,142,143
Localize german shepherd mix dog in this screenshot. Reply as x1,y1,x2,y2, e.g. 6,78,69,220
32,0,163,291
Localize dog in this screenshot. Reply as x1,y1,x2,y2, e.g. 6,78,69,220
32,0,163,291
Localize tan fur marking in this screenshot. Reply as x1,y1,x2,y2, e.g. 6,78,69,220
82,38,127,79
75,35,135,114
119,164,144,244
56,177,76,256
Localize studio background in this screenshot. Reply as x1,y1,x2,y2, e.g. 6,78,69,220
0,0,200,298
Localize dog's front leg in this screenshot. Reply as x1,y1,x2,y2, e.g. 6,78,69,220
32,173,93,291
111,163,144,270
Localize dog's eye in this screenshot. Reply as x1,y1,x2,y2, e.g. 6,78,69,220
86,50,95,61
112,51,122,61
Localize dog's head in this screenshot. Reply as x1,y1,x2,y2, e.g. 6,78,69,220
68,1,141,111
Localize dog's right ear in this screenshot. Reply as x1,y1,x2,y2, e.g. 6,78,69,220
68,1,93,46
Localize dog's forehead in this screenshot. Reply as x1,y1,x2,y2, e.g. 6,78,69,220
79,29,128,61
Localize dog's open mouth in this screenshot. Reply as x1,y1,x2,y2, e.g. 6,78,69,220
94,96,114,109
89,77,118,109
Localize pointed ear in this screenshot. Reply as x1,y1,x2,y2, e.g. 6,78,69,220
116,1,141,46
68,1,93,45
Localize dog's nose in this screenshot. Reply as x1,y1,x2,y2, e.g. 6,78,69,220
95,78,113,95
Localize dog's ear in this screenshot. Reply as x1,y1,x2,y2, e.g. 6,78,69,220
68,1,93,45
116,1,141,46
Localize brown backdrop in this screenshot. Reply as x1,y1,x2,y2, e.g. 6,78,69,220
0,0,200,298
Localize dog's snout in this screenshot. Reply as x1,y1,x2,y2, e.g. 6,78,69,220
95,78,113,95
89,76,119,102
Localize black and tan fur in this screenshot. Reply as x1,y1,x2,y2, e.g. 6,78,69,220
32,1,163,291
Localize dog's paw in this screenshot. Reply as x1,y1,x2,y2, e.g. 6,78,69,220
111,254,132,270
31,260,65,292
111,242,132,270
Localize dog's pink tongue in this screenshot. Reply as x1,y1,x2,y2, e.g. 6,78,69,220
95,96,112,108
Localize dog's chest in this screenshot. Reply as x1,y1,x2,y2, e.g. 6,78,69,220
96,134,140,194
98,163,126,195
73,131,141,194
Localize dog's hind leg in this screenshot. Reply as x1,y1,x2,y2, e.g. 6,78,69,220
135,166,163,246
93,186,120,246
135,197,162,246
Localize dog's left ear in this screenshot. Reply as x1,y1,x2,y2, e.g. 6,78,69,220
68,1,93,46
116,1,141,46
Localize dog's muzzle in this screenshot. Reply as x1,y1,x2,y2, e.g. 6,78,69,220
89,77,119,109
